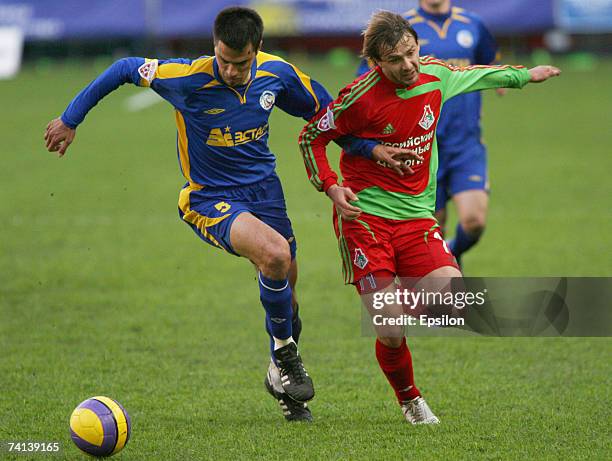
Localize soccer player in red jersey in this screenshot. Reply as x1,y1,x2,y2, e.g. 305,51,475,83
299,11,560,424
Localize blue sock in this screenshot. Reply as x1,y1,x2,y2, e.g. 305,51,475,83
259,273,293,343
449,223,481,259
266,304,301,358
291,304,302,344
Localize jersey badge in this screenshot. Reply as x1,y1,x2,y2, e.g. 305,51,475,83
259,90,276,110
317,106,336,132
138,59,158,83
354,248,369,270
418,105,435,130
457,30,474,48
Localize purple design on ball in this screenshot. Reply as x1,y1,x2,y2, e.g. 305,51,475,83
71,398,118,457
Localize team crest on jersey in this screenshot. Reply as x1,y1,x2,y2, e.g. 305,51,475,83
457,30,474,48
259,90,276,110
418,105,435,130
354,248,368,270
138,59,158,83
317,106,336,132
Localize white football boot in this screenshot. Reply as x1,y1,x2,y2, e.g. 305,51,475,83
401,396,440,424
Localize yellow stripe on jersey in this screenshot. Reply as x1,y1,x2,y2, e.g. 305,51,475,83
201,79,223,89
254,69,279,79
255,51,285,66
451,7,471,24
426,17,453,39
256,51,319,112
288,62,319,112
156,56,214,79
175,111,193,184
452,14,471,24
92,396,129,454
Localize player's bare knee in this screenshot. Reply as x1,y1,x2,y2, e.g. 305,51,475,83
461,214,486,237
260,241,291,278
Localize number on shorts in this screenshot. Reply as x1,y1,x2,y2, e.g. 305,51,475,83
215,201,231,213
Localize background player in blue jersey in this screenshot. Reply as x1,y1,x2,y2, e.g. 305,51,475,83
44,7,393,422
358,0,503,267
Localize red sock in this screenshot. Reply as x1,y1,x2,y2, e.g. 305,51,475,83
375,337,421,404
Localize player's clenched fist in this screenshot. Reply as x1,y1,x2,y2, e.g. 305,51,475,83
326,184,362,220
44,118,76,157
529,65,561,83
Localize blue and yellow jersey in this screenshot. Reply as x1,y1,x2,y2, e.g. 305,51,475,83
357,6,498,150
62,51,349,187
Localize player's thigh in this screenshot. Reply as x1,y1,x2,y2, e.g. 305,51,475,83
249,174,298,260
178,188,245,254
230,212,290,271
394,219,460,279
447,142,489,197
453,189,489,229
408,266,463,318
435,164,450,215
333,208,395,285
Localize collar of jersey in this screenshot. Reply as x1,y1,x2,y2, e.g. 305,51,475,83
212,56,259,90
417,6,452,22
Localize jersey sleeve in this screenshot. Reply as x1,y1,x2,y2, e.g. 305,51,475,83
274,61,330,120
61,56,196,128
298,88,369,192
421,58,531,103
61,57,145,128
474,20,498,65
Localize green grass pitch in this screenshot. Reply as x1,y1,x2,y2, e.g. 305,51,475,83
1,55,610,460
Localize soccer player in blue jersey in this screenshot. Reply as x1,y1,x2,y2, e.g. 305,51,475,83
358,0,503,267
44,7,393,422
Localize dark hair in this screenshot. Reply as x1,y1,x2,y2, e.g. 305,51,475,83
362,11,418,62
214,7,264,51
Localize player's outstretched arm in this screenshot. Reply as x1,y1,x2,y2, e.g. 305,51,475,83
43,57,152,156
528,65,561,83
424,58,561,102
44,118,76,157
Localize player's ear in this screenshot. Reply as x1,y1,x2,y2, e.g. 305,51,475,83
257,40,263,53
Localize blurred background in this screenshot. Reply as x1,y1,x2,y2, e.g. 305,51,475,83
1,0,612,69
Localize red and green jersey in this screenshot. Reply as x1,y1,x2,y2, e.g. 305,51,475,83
299,57,531,220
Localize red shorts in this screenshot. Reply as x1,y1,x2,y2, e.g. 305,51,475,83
332,209,459,285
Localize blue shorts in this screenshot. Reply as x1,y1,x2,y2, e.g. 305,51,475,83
436,141,489,211
177,173,297,259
